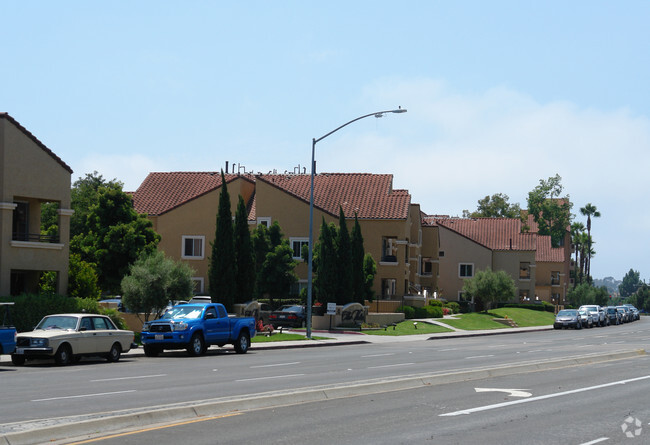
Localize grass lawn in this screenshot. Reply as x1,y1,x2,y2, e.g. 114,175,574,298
442,308,555,330
362,320,453,336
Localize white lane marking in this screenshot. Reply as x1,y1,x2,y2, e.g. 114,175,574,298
361,353,395,358
33,390,136,402
236,374,305,382
367,363,415,369
580,438,609,445
250,362,300,368
438,348,457,352
475,388,532,398
91,374,167,382
487,344,507,348
440,375,650,417
465,355,494,359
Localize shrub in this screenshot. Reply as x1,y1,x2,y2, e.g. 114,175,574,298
428,299,443,307
397,305,415,319
413,305,443,319
445,302,460,314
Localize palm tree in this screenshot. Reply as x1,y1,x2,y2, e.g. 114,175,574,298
570,222,585,287
580,203,601,279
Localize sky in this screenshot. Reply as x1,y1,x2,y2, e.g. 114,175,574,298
2,1,649,283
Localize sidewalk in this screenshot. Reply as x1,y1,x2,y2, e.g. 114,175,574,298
0,324,554,364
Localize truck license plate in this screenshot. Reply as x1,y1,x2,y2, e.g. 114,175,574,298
155,334,164,340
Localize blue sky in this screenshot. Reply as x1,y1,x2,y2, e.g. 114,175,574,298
3,1,649,283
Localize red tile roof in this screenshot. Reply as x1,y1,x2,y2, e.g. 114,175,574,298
535,235,565,262
0,112,73,174
430,217,537,251
132,172,253,215
257,173,410,219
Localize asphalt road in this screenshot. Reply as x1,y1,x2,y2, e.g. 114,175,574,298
2,319,650,444
69,354,650,445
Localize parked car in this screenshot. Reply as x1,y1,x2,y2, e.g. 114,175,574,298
605,306,622,325
616,306,632,323
0,302,16,355
11,314,134,366
623,304,640,321
141,303,256,356
554,309,583,330
579,305,607,327
577,309,594,328
269,305,306,328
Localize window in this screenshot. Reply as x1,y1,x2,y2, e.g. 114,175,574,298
551,271,560,286
420,257,433,276
519,289,530,302
382,237,397,262
257,217,271,227
290,238,309,260
459,263,473,278
182,236,205,259
92,317,113,330
439,251,445,257
382,278,396,298
12,202,28,241
519,262,530,280
290,280,308,296
192,277,204,293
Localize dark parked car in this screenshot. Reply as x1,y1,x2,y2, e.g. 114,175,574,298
616,306,632,323
554,309,583,330
605,306,622,325
623,304,640,321
269,305,306,328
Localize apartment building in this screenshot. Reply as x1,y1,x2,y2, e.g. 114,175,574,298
0,113,73,296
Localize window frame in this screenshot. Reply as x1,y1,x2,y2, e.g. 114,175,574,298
181,236,205,260
290,237,309,260
458,263,474,278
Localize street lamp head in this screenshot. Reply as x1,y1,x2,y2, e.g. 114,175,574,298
375,107,407,118
392,107,407,114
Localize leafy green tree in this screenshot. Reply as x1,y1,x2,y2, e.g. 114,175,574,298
268,221,283,248
463,193,522,218
234,196,255,304
121,251,194,322
527,174,573,247
568,283,608,307
619,269,641,298
336,207,353,304
256,241,298,307
351,214,366,304
462,268,516,311
363,253,377,301
71,171,123,237
579,203,600,279
628,284,649,312
72,187,160,293
68,253,101,299
209,171,236,311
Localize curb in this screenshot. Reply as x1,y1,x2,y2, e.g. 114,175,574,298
0,348,645,445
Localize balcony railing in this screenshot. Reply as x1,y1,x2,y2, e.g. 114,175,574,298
12,232,60,243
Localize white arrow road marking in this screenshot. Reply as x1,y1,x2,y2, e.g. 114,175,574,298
475,388,532,398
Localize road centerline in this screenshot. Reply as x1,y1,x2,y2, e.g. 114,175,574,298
32,390,136,402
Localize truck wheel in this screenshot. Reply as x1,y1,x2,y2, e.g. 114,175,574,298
55,344,72,365
106,343,122,362
234,331,250,354
144,345,161,357
11,354,25,366
187,333,205,357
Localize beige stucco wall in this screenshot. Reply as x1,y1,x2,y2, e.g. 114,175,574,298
493,250,536,302
437,226,492,301
150,177,254,294
0,117,72,296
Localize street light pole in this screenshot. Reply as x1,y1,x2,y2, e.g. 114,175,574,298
306,107,407,338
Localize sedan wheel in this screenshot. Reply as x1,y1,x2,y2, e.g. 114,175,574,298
54,344,72,366
107,343,122,362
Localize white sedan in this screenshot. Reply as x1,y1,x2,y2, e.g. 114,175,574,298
11,314,134,366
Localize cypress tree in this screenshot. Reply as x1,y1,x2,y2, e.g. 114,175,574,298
208,171,236,311
336,207,353,305
350,213,366,304
234,195,255,304
315,218,338,304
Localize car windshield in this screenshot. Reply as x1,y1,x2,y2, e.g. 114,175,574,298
557,310,576,316
279,306,303,313
36,315,78,330
162,306,203,319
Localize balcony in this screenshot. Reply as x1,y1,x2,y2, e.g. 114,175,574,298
12,232,60,243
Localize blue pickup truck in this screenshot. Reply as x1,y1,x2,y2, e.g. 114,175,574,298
0,303,17,356
140,303,256,357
